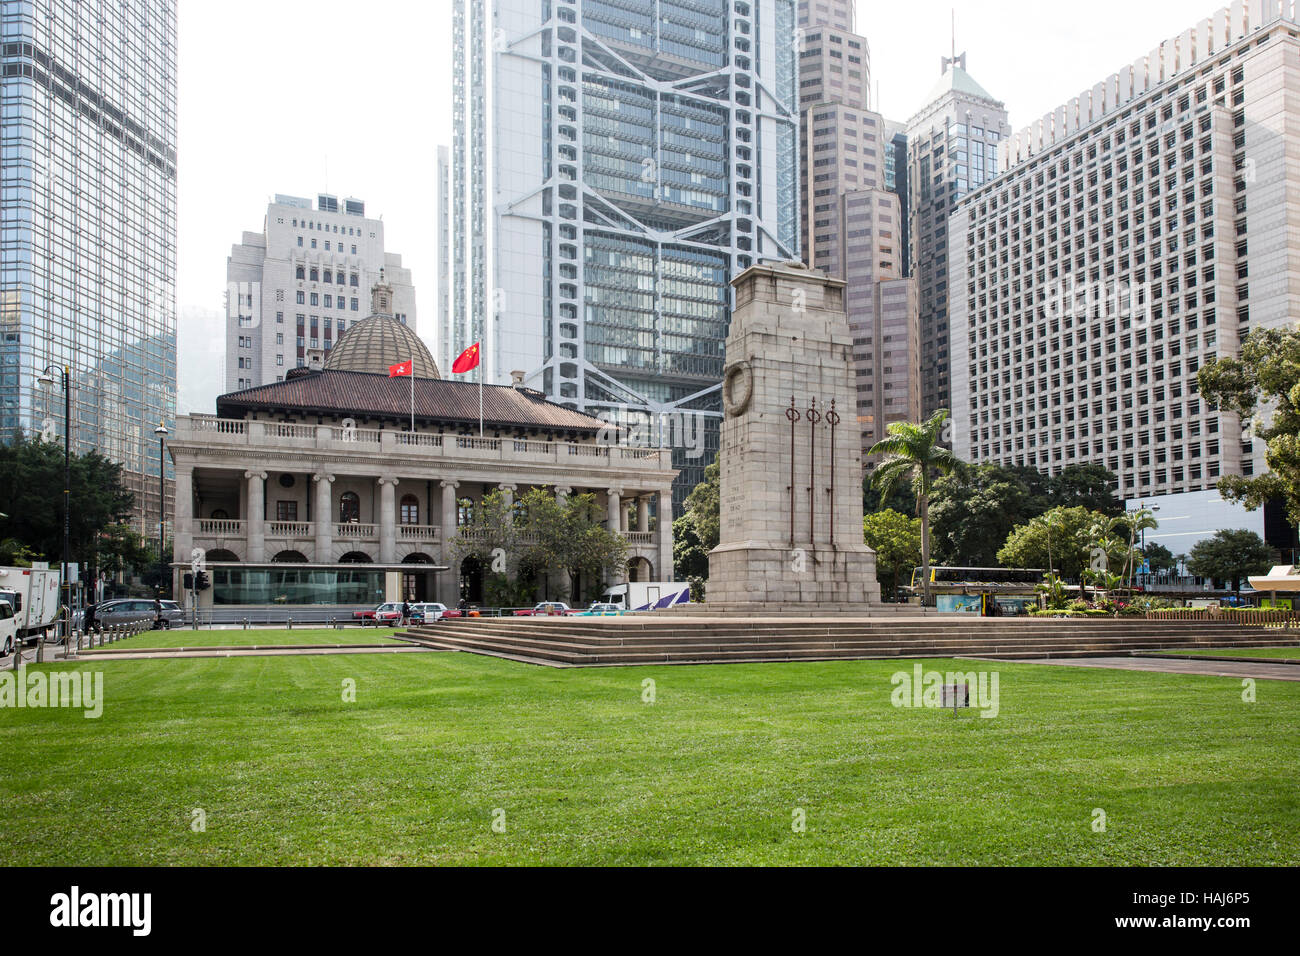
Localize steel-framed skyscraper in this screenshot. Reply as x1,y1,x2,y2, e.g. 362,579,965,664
465,0,800,510
0,0,178,538
450,0,489,385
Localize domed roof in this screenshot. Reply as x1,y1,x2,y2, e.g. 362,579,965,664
325,314,440,379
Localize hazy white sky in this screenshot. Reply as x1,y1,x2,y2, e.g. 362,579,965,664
175,0,1212,409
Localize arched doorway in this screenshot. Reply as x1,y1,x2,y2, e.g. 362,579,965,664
339,551,373,564
460,555,484,605
402,552,434,602
627,557,653,582
273,550,308,563
339,492,361,523
204,549,239,563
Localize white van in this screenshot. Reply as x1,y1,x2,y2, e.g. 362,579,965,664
0,599,19,656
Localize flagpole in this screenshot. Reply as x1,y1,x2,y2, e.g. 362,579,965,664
478,365,484,438
410,367,414,432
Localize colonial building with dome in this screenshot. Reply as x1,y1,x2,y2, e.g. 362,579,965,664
168,278,676,613
316,272,442,379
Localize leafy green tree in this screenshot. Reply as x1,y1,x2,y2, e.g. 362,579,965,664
1186,529,1273,596
1143,542,1177,575
1049,464,1123,516
863,476,917,517
867,409,961,606
929,464,1034,566
673,459,719,580
452,488,627,604
863,509,923,601
927,462,1120,566
997,506,1111,582
1197,324,1300,524
0,431,136,572
672,511,709,581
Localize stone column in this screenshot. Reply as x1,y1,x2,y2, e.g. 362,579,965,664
378,477,398,564
637,495,650,533
173,465,194,596
550,486,573,600
438,480,460,606
313,473,334,563
245,470,267,563
499,483,517,525
606,488,622,532
657,488,674,582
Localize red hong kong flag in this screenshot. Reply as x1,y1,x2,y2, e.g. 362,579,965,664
388,360,412,377
452,342,481,375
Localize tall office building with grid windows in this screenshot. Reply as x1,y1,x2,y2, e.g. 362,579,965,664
949,2,1300,532
906,53,1009,421
470,0,801,512
798,0,919,461
224,193,417,392
0,0,177,537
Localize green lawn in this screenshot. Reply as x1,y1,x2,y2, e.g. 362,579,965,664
1,654,1296,866
86,627,404,650
1168,645,1300,660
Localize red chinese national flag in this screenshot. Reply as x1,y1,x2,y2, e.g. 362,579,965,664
388,360,412,377
452,342,481,375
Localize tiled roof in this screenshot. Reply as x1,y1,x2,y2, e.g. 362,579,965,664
216,370,609,433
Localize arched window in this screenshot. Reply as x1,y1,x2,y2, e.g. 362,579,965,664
210,508,229,520
295,265,305,280
400,494,419,525
339,492,360,523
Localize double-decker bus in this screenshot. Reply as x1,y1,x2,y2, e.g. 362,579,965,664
908,566,1047,615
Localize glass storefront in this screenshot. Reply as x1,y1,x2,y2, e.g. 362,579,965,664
213,567,386,606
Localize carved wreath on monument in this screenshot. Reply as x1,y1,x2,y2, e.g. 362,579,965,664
722,360,753,416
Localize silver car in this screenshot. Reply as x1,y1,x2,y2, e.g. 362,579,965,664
80,599,184,630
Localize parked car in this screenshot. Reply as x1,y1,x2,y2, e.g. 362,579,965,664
76,599,184,630
442,605,482,618
0,600,18,656
409,602,448,624
354,602,403,625
577,602,625,616
513,602,572,617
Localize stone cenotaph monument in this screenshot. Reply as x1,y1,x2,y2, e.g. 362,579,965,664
706,260,880,608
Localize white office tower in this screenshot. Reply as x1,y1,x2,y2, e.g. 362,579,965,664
949,2,1300,519
225,194,417,391
474,0,801,509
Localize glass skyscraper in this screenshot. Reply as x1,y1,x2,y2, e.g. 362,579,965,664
468,0,800,511
0,0,177,537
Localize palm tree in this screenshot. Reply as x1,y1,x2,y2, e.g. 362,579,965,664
1111,508,1159,589
868,409,961,607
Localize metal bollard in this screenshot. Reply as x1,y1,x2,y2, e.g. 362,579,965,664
243,618,249,630
36,634,44,663
287,617,293,630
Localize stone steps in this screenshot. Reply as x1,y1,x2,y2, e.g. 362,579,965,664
402,617,1296,668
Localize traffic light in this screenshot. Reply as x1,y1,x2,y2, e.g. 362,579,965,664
183,573,194,590
195,571,210,591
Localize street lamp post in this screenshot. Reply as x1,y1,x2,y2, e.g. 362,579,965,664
155,421,168,598
37,365,71,636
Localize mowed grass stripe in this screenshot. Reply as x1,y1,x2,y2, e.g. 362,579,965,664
93,627,404,650
0,654,1295,865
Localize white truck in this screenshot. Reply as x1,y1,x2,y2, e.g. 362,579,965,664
600,581,691,612
0,564,62,650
